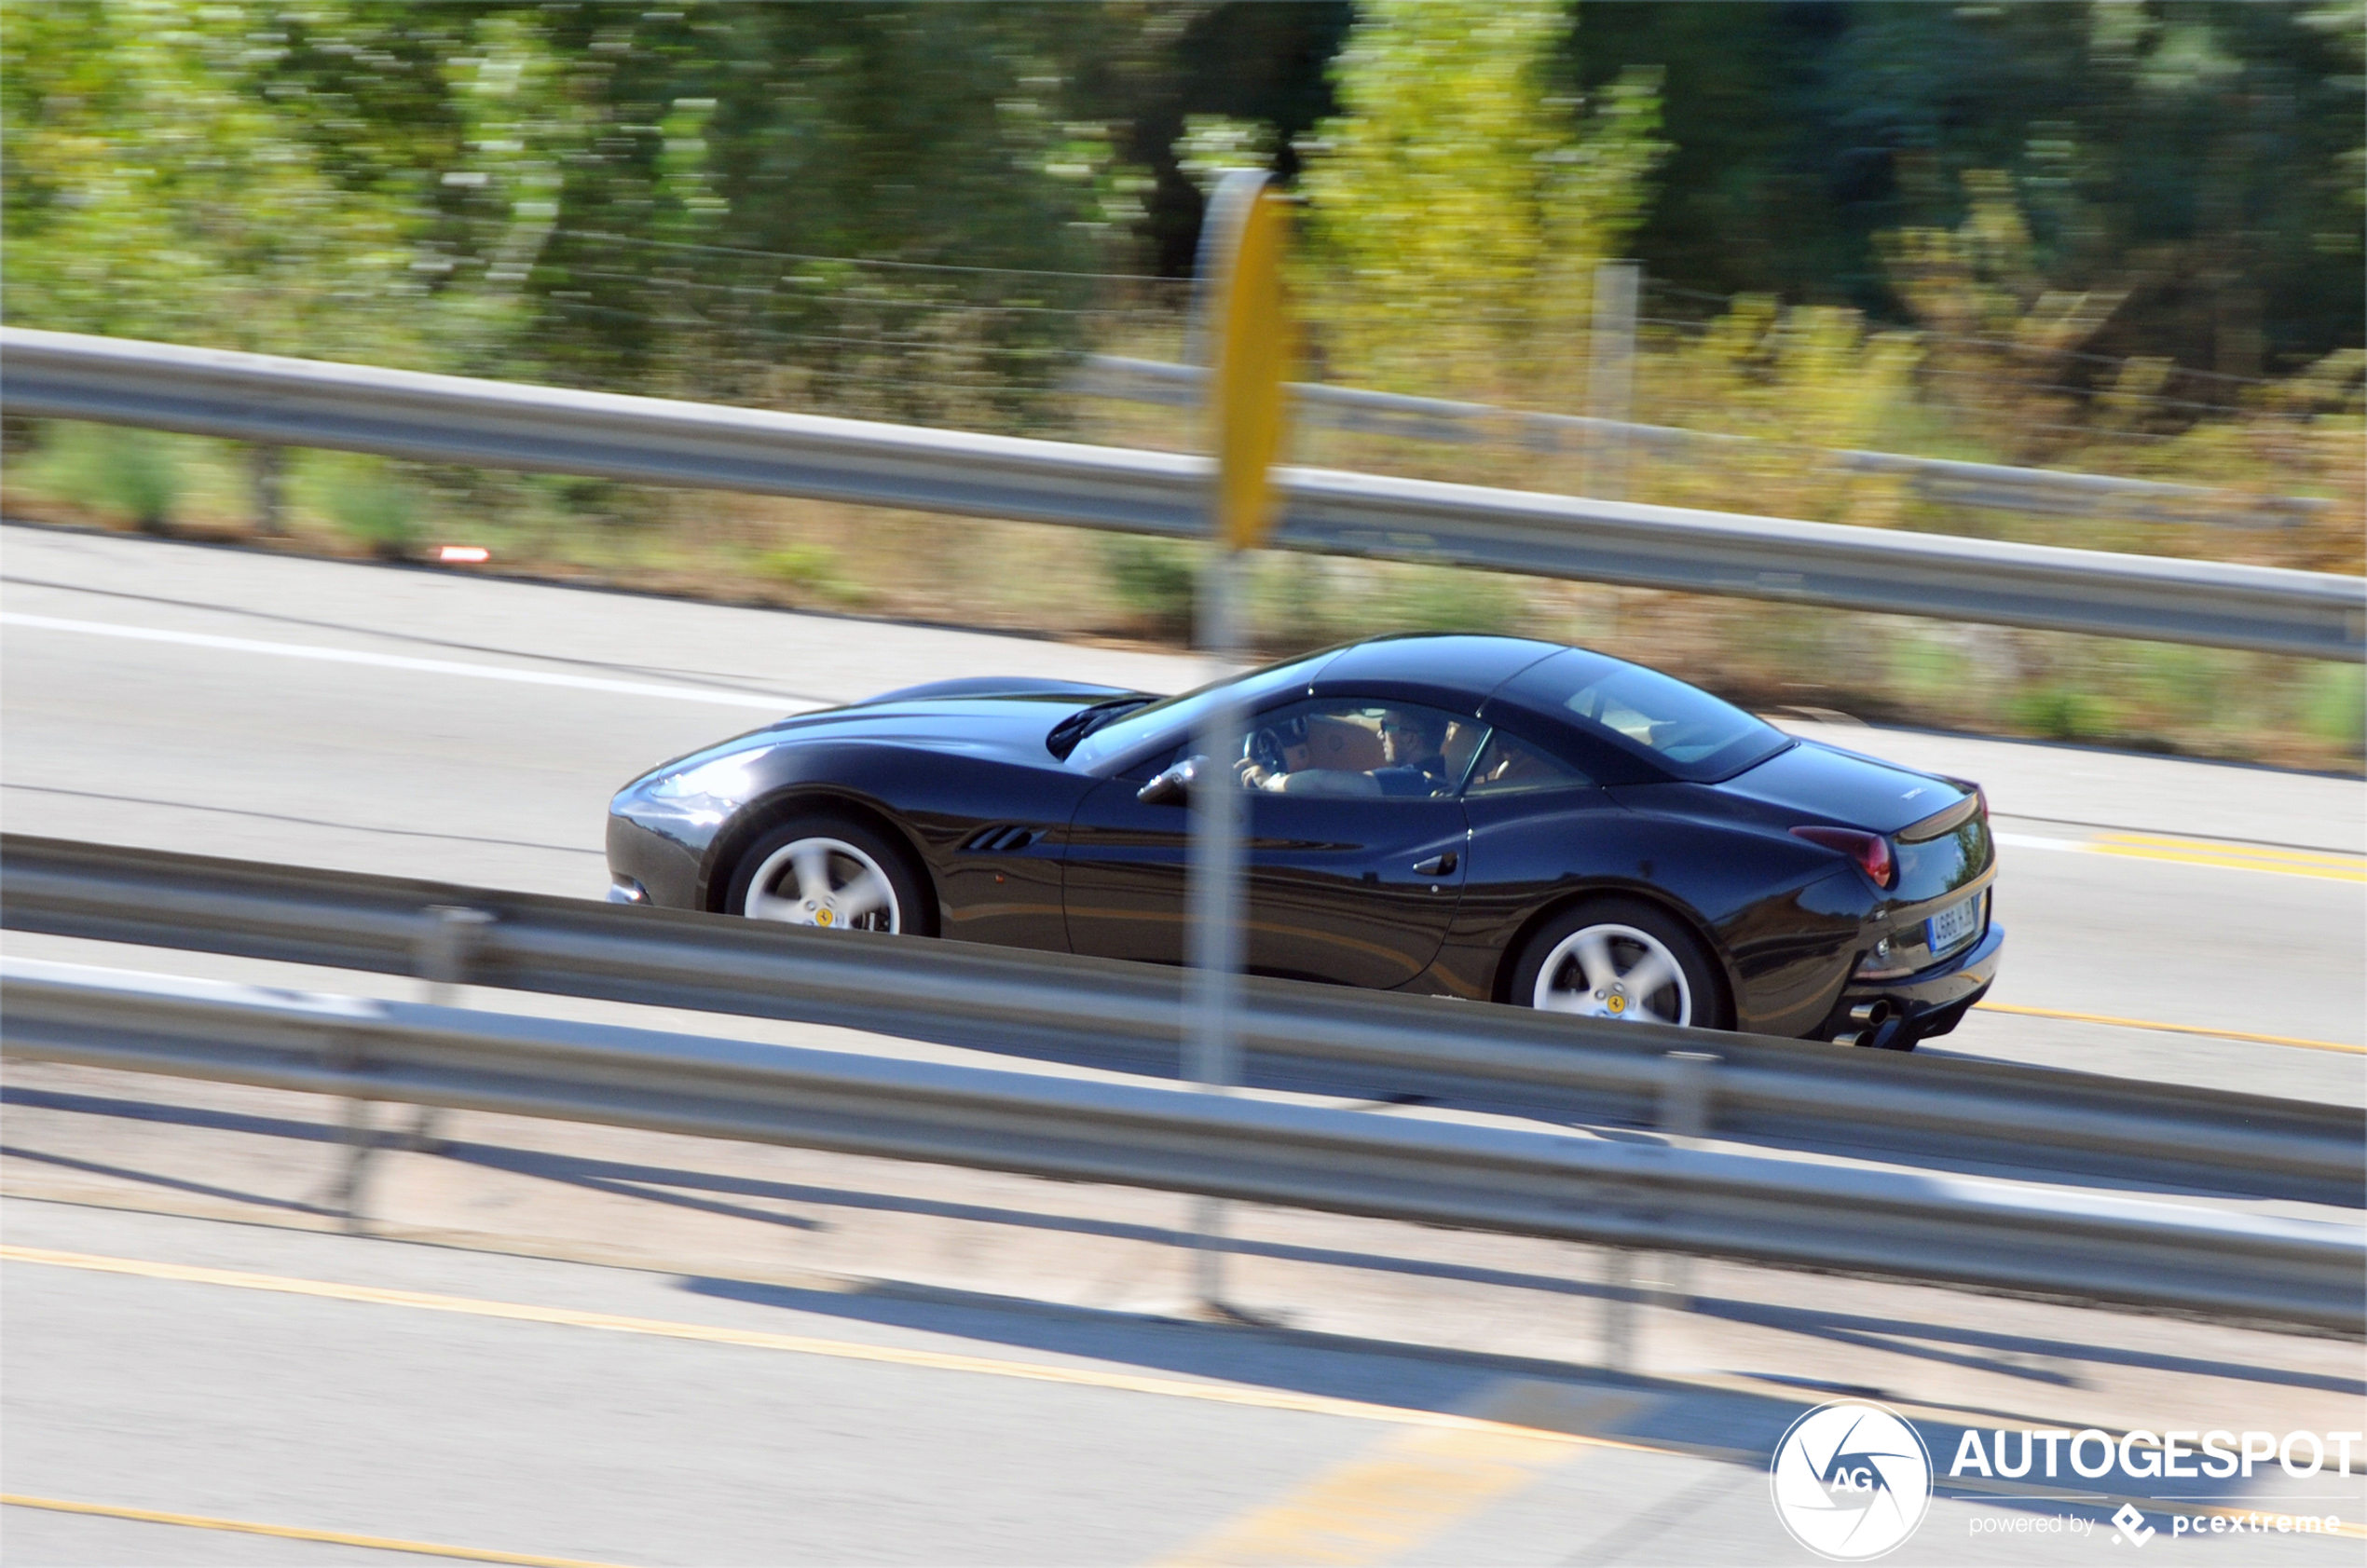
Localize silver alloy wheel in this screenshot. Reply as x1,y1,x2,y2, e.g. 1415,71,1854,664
741,837,900,933
1532,922,1692,1025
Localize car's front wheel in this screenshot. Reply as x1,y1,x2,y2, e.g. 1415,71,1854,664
727,815,930,935
1512,897,1728,1029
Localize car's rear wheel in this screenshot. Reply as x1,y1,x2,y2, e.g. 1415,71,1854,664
727,815,929,935
1512,897,1727,1029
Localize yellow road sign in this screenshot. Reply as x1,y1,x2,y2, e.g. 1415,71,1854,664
1210,179,1294,552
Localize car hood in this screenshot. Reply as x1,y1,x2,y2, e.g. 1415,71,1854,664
1714,738,1970,832
853,675,1141,706
754,690,1133,762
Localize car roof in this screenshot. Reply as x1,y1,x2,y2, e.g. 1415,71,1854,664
1307,634,1565,710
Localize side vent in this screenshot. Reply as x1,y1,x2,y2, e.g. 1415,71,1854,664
962,825,1044,853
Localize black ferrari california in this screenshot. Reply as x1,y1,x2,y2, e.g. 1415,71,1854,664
607,634,2001,1049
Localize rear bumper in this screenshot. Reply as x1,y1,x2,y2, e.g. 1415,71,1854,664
1823,920,2004,1043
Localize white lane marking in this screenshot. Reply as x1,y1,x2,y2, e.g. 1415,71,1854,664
0,613,801,711
1992,830,2090,853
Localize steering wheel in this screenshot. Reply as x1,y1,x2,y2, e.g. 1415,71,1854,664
1247,725,1287,773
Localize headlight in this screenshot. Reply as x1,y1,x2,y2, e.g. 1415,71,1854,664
647,754,757,801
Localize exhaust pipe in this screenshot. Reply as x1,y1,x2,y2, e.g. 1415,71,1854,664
1834,999,1895,1046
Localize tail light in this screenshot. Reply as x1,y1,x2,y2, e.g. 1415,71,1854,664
1792,825,1895,889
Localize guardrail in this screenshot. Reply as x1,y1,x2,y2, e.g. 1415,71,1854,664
4,328,2359,660
7,956,2358,1332
7,834,2359,1207
1073,355,2333,529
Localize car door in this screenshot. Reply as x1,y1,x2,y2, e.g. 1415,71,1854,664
1062,695,1474,989
1444,725,1637,972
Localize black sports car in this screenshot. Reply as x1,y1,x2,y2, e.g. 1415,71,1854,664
608,634,2001,1049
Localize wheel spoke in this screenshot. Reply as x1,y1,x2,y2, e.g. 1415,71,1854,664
1539,985,1590,1015
1574,932,1618,993
835,870,889,920
1621,950,1674,1002
790,843,832,906
745,886,801,922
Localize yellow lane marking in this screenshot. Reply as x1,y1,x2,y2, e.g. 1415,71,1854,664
0,1494,634,1567
1150,1424,1580,1567
2089,833,2366,883
1973,1002,2367,1056
0,1247,1624,1448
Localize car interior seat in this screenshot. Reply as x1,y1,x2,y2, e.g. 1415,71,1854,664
1302,714,1387,773
1440,719,1482,784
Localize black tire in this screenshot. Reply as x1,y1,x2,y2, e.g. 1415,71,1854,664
725,812,935,937
1509,895,1731,1029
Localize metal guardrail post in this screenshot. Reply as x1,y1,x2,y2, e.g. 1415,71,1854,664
324,1027,374,1229
1587,262,1639,502
408,906,492,1153
1661,1050,1717,1145
249,443,285,537
1601,1247,1638,1372
1656,1049,1720,1311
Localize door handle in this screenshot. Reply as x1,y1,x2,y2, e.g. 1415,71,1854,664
1412,852,1457,877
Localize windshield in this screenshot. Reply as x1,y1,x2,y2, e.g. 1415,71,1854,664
1064,648,1339,771
1501,649,1787,782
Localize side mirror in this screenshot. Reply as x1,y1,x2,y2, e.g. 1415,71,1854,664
1136,756,1204,806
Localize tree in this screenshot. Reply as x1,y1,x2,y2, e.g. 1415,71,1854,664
1292,0,1666,401
1,0,437,361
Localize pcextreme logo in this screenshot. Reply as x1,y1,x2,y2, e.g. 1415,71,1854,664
1769,1400,1935,1561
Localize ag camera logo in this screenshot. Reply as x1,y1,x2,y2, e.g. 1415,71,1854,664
1770,1400,1934,1561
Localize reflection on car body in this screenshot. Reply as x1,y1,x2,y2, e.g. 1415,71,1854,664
609,634,2003,1051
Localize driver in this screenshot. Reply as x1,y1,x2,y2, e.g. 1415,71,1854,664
1234,714,1310,791
1372,709,1453,797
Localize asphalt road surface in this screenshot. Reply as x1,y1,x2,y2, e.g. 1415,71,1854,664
6,521,2363,1567
6,1174,2359,1567
4,521,2360,1103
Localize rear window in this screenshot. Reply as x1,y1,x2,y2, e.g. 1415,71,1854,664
1498,649,1787,783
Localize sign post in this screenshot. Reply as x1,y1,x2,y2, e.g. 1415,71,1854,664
1184,169,1293,1313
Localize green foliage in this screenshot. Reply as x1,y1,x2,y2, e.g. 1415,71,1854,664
0,1,434,361
1378,566,1526,636
1102,537,1199,639
2301,663,2366,752
2006,682,2120,743
316,457,421,559
1578,1,2362,375
1294,1,1666,398
43,423,181,531
754,542,867,608
1173,115,1278,195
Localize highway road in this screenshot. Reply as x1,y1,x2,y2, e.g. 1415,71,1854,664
3,520,2360,1100
5,520,2363,1567
6,1169,2360,1567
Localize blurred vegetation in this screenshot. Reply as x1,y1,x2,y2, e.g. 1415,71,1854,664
1,1,2359,770
1292,0,1666,399
31,424,184,533
313,455,422,559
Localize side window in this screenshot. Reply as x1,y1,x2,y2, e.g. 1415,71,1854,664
1237,698,1480,800
1464,729,1592,796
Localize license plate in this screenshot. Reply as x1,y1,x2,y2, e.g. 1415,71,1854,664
1926,893,1981,956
